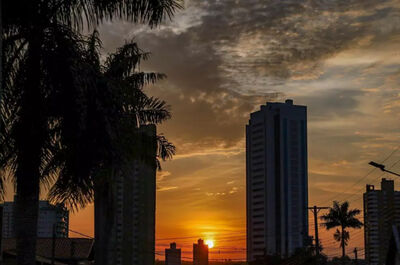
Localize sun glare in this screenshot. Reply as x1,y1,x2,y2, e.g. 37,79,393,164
205,239,214,248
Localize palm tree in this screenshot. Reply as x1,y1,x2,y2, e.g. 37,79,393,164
2,1,181,264
320,201,363,258
46,31,175,208
45,32,175,265
1,25,91,265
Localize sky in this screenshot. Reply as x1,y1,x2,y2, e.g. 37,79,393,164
27,0,400,260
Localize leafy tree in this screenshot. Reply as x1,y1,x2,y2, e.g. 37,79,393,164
2,1,181,264
320,201,363,258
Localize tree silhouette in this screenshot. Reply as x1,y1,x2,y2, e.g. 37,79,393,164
2,1,181,264
320,201,363,258
45,31,175,265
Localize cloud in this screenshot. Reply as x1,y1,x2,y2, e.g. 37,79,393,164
126,0,400,93
229,187,238,194
157,171,179,192
98,0,400,208
71,1,400,254
298,89,365,120
157,171,171,182
97,0,400,157
158,186,179,192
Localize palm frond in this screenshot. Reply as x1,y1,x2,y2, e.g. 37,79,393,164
136,96,171,125
105,42,150,78
333,229,349,248
333,229,341,242
48,171,95,212
124,72,167,88
0,171,6,202
157,134,175,161
320,201,363,230
87,30,102,71
92,0,183,28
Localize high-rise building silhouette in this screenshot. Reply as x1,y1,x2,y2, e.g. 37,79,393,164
95,125,157,265
1,199,69,238
246,99,308,260
193,239,209,265
364,178,400,265
166,242,181,265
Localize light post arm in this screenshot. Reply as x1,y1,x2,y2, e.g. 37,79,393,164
369,161,400,177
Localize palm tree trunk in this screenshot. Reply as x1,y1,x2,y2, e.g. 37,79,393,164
15,30,43,265
15,170,40,265
341,227,346,258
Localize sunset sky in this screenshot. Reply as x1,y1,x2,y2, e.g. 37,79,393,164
5,0,400,260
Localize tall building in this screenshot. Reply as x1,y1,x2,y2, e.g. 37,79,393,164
364,178,400,265
1,200,69,238
193,239,209,265
166,242,181,265
246,99,308,260
95,125,157,265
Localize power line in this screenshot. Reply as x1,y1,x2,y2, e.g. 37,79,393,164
342,157,400,204
321,144,400,205
69,229,93,239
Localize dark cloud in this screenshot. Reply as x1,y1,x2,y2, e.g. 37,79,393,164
97,0,400,153
155,0,400,88
298,89,365,120
99,0,400,90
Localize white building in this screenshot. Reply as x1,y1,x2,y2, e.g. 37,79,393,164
246,99,308,260
364,178,400,265
2,200,69,238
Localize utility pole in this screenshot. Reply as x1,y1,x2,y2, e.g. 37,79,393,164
308,206,329,257
353,248,358,264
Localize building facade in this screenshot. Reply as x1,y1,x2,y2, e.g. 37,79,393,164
95,125,157,265
1,200,69,238
193,239,208,265
166,242,181,265
364,178,400,265
246,99,308,261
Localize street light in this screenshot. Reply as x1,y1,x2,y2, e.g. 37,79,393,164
369,161,400,177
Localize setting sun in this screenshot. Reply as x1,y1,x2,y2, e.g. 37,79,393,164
205,240,214,249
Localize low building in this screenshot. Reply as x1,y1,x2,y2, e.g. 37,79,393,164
193,239,208,265
166,242,181,265
1,200,69,238
2,238,94,265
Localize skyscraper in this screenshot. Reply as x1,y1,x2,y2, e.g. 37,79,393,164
246,99,308,260
95,125,157,265
1,200,69,238
193,239,209,265
364,178,400,265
